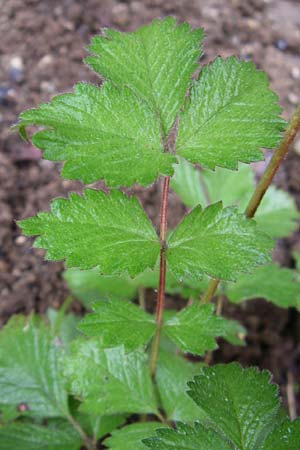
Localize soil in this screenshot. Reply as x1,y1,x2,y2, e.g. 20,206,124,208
1,0,300,418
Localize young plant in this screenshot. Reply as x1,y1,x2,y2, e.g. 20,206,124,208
2,16,300,449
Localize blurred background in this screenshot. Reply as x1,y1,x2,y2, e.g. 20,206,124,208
1,0,300,411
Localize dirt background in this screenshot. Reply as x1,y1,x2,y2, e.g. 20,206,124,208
1,0,300,413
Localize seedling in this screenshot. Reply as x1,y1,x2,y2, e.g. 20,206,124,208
1,17,300,449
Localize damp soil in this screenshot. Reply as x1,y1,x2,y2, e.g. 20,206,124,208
1,0,300,424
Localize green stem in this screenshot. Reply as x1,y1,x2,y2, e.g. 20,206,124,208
53,296,74,336
201,105,300,304
66,414,96,450
138,286,146,310
150,176,170,377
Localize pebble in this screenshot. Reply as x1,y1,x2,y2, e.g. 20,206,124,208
9,56,24,83
288,93,300,105
112,3,130,26
291,67,300,80
15,236,26,245
40,81,55,93
275,39,288,51
38,54,53,68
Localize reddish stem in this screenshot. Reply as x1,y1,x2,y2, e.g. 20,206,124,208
150,176,170,377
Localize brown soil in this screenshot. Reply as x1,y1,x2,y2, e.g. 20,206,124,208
1,0,300,413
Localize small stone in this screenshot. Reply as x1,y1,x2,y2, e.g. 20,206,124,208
288,93,300,105
9,56,24,83
275,39,288,51
291,67,300,80
112,3,130,26
38,54,53,68
15,236,26,245
40,81,55,93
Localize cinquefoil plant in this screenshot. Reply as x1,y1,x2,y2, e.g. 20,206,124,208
2,17,300,450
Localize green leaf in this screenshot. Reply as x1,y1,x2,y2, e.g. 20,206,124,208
104,422,162,450
156,351,205,421
64,269,137,306
64,341,158,415
47,308,80,346
0,421,81,450
171,159,298,238
18,189,160,277
227,264,300,308
17,83,175,187
222,319,247,346
0,316,69,418
262,419,300,450
187,363,280,449
163,304,229,355
143,422,232,449
167,202,273,282
78,299,156,350
87,17,204,136
74,411,126,441
255,186,298,238
177,56,285,170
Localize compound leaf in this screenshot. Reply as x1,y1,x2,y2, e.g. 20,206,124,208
64,341,158,416
156,351,205,421
163,304,229,355
87,17,204,136
261,419,300,450
0,316,69,418
18,189,160,278
187,363,280,449
177,56,286,170
17,82,175,187
78,299,156,350
227,264,300,308
167,202,273,282
171,159,298,238
143,422,232,449
0,421,81,450
104,422,162,450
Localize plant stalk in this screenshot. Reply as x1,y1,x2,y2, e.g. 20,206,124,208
66,414,96,450
201,105,300,304
150,176,170,377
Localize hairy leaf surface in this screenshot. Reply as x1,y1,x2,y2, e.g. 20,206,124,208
0,421,81,450
177,57,285,170
143,422,232,449
87,17,204,136
18,190,160,277
0,316,69,418
79,299,156,350
17,83,175,187
227,264,300,308
167,203,273,281
187,363,280,449
104,422,162,450
262,419,300,450
163,304,229,355
64,341,157,415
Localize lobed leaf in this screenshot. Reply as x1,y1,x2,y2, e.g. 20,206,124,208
177,56,286,170
64,341,158,416
78,299,156,350
227,264,300,308
87,17,204,136
18,189,160,278
167,202,273,282
261,419,300,450
0,316,69,418
187,363,280,449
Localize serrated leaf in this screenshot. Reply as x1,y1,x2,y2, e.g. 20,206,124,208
87,17,204,136
64,269,137,306
222,319,247,346
177,56,285,170
261,419,300,449
143,422,232,449
167,202,273,282
187,363,280,449
18,189,160,277
255,186,299,238
0,421,81,450
163,304,229,355
78,299,156,350
227,264,300,308
17,83,175,187
156,351,205,421
104,422,162,450
171,159,298,238
64,341,158,415
0,316,69,418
